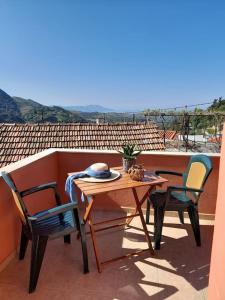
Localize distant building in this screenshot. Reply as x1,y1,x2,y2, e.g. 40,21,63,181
207,136,222,143
158,130,178,141
178,134,207,143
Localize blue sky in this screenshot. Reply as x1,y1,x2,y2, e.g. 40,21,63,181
0,1,225,111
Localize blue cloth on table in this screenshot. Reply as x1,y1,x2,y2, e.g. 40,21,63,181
65,167,111,203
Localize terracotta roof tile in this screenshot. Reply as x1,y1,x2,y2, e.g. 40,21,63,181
0,123,165,167
158,130,178,140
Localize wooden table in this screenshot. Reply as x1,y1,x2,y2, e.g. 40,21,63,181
72,167,167,272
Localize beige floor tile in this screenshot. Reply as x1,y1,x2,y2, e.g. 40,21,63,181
0,210,213,300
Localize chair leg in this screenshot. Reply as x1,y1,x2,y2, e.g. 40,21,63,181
80,222,89,274
73,208,81,231
19,226,29,260
153,206,158,242
64,234,71,244
73,208,81,240
29,236,48,293
154,205,165,250
73,208,89,273
146,198,151,224
187,206,201,247
178,211,184,224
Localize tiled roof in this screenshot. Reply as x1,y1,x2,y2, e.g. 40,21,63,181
158,130,178,140
0,123,165,168
207,136,222,143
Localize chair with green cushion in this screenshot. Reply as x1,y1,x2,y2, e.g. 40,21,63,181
1,171,89,293
145,154,213,249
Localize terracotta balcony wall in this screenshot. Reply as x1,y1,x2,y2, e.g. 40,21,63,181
57,150,220,215
0,149,220,270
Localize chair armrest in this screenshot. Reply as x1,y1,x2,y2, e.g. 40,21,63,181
28,202,77,222
167,185,203,193
155,170,183,177
20,182,57,197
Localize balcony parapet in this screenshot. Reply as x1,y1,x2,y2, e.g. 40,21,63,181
0,148,220,270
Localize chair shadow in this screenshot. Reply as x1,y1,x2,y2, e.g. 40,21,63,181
156,222,213,290
127,220,213,291
90,211,213,299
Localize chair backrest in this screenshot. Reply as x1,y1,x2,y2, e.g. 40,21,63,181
183,154,213,200
1,171,27,224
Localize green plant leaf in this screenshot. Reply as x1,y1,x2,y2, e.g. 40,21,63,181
117,150,124,155
119,142,141,158
133,150,141,156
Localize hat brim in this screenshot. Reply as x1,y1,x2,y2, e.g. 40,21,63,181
79,169,121,183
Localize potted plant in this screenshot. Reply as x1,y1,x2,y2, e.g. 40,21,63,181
118,143,141,172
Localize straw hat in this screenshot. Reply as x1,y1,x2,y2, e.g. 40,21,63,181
79,163,120,183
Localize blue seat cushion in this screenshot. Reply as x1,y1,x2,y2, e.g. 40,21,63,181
32,210,76,238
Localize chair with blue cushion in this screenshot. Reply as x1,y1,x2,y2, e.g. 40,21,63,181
145,154,212,249
1,171,89,293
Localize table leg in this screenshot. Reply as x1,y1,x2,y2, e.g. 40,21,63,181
77,196,94,239
126,189,150,226
84,195,102,273
88,216,102,273
126,208,137,226
132,187,154,255
83,197,94,224
81,189,155,272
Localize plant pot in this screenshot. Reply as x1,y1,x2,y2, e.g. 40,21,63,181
122,158,136,173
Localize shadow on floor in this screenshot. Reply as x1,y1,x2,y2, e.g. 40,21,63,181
0,212,213,300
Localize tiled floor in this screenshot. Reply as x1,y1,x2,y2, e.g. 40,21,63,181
0,210,214,300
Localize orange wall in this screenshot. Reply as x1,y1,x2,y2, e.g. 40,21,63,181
58,151,219,214
0,150,220,268
0,179,20,264
0,152,58,265
208,134,225,299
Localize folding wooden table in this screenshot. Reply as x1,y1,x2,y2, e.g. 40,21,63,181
72,167,167,272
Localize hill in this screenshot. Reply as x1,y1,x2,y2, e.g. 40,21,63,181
64,104,115,113
0,88,146,123
13,96,86,123
77,111,146,123
0,89,23,122
0,88,86,123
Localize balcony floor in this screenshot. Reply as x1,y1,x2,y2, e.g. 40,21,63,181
0,210,214,300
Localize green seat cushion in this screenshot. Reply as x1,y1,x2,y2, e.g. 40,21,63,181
150,189,193,209
152,189,191,203
171,191,190,203
151,189,166,195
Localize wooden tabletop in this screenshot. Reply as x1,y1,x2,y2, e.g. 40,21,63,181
70,167,167,197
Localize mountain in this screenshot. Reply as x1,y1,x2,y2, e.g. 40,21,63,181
77,111,146,123
0,89,23,122
64,104,115,113
64,105,144,113
13,97,86,123
0,88,86,123
0,88,146,124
